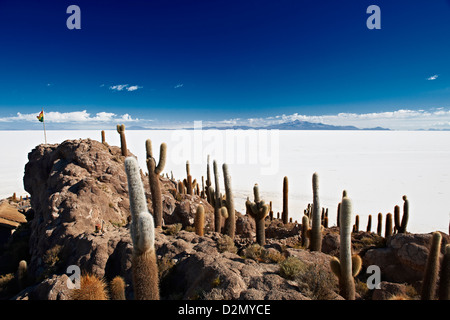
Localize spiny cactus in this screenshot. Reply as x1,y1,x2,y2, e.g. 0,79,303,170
385,213,393,239
17,260,27,291
206,155,212,204
398,195,409,233
301,215,310,248
195,204,205,236
329,191,358,300
310,172,322,252
184,161,197,195
125,157,159,300
366,214,372,233
246,184,269,245
354,215,359,233
145,139,167,228
394,205,400,234
438,244,450,300
101,130,106,144
269,201,274,221
210,160,222,233
282,176,289,224
116,124,127,156
377,213,383,236
70,273,109,300
109,276,126,300
421,232,442,300
336,202,341,228
222,163,235,239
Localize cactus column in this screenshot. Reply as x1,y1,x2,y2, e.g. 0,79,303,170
282,176,289,224
116,124,127,156
329,192,360,300
124,157,159,300
310,172,322,252
145,139,167,228
421,232,442,300
223,163,235,239
246,184,269,245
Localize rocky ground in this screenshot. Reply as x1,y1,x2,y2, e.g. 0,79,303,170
0,138,448,300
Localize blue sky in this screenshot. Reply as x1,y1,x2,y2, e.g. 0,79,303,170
0,0,450,129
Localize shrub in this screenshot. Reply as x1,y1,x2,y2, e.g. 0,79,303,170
244,244,263,261
278,256,307,280
216,235,237,254
295,263,338,300
162,223,182,236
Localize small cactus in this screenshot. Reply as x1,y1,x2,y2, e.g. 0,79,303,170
301,215,310,248
109,276,126,300
17,260,28,291
421,232,442,300
310,172,322,252
394,205,400,233
70,273,109,300
101,130,106,144
125,157,160,300
195,204,205,236
145,139,167,228
116,124,127,156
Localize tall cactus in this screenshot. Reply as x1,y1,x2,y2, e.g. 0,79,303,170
195,204,205,236
246,184,269,245
310,172,322,252
394,205,400,234
101,130,106,144
385,213,393,239
282,176,289,224
211,160,222,232
366,214,372,233
206,155,212,204
421,232,442,300
124,157,159,300
377,213,383,236
222,163,235,239
301,215,310,248
145,139,167,228
439,244,450,300
116,124,127,156
184,161,197,195
329,192,359,300
399,195,409,233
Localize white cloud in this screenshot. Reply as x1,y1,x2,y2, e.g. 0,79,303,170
109,84,142,92
0,110,138,123
427,75,439,80
126,85,142,92
174,84,184,89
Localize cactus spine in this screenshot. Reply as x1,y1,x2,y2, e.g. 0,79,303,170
310,172,322,252
438,244,450,300
110,276,126,300
282,176,289,224
222,163,235,239
195,204,205,236
421,232,442,300
116,124,127,156
145,139,167,228
125,157,159,300
246,184,269,245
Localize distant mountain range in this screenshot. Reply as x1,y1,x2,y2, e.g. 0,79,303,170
179,120,390,131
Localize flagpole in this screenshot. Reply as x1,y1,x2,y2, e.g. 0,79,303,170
42,108,47,144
